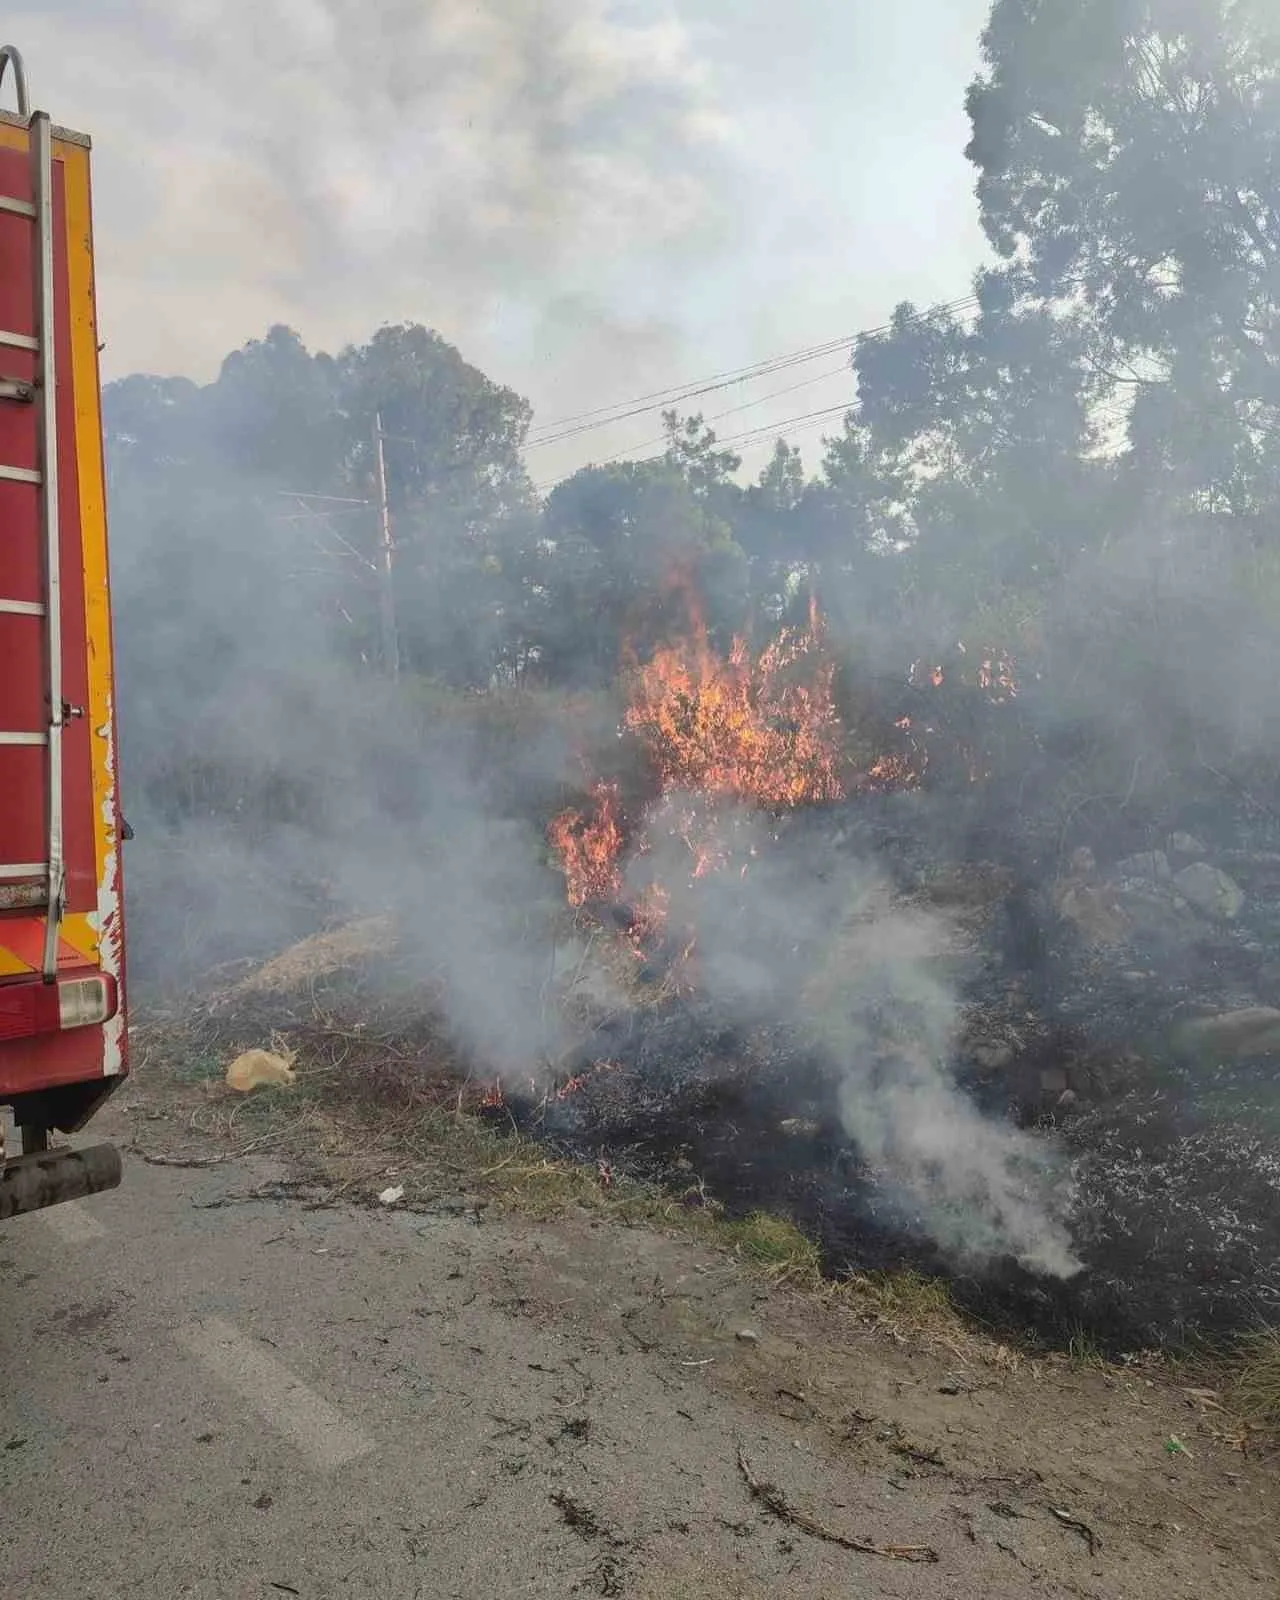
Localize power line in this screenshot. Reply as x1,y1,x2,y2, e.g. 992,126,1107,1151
532,393,882,494
523,336,855,449
526,335,853,440
526,296,978,439
524,294,980,450
592,360,855,468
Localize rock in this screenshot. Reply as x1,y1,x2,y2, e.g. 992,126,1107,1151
1178,1007,1280,1061
735,1328,760,1345
1172,862,1245,921
378,1185,405,1206
1169,832,1207,859
1115,850,1171,882
1110,880,1200,948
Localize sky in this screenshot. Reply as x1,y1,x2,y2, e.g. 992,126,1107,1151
11,0,993,483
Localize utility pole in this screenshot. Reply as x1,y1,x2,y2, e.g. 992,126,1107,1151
373,411,401,680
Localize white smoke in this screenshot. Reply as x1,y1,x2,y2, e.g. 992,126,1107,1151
11,0,733,409
622,796,1079,1275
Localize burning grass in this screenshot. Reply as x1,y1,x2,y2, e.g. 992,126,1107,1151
547,589,867,932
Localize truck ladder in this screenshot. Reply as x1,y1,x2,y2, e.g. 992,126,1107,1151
0,46,66,980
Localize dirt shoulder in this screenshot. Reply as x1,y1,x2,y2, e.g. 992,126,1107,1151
89,1033,1280,1600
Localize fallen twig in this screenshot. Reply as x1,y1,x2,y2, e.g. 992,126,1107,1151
130,1149,233,1168
129,1121,298,1170
736,1447,938,1564
1049,1506,1101,1556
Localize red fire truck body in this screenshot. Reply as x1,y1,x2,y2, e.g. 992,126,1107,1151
0,47,126,1217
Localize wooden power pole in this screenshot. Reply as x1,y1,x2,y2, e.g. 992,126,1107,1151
372,411,401,679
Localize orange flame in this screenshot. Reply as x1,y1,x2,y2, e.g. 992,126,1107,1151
547,584,955,947
550,594,848,921
623,596,845,809
548,780,624,906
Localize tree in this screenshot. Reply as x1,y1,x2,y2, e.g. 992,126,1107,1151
855,295,1106,625
967,0,1280,519
534,456,747,686
102,373,202,481
336,324,533,531
209,325,344,488
332,324,536,683
661,408,743,503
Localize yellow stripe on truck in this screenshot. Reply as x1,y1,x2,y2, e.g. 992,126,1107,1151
59,132,119,971
60,129,125,1075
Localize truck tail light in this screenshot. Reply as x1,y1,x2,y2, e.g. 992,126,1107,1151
0,973,117,1040
58,976,116,1029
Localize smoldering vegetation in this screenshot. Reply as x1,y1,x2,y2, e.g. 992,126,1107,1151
110,1,1280,1347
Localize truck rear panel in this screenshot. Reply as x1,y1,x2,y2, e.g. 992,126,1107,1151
0,104,125,1129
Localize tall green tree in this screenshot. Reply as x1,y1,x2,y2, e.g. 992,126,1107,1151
967,0,1280,519
534,448,747,686
333,324,536,683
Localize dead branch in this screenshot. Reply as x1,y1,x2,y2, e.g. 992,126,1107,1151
1049,1506,1101,1556
736,1447,938,1564
130,1149,233,1168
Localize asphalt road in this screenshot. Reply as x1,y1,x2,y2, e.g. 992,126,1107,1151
1,1135,1275,1600
1,1146,633,1600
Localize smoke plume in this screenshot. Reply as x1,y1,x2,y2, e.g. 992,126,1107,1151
622,798,1079,1276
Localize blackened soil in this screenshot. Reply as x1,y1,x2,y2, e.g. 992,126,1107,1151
499,787,1280,1353
502,1000,1280,1351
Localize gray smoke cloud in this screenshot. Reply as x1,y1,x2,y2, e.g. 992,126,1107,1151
11,0,733,454
111,453,588,1070
623,797,1079,1276
8,1,992,486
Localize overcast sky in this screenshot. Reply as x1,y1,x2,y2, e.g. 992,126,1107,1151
12,0,992,481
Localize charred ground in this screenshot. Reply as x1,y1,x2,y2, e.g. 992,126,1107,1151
507,779,1280,1353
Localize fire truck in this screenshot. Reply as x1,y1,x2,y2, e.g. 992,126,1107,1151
0,47,126,1218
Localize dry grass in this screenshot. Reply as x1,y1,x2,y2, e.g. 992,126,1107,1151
231,917,396,996
719,1212,823,1280
1229,1330,1280,1436
131,969,979,1349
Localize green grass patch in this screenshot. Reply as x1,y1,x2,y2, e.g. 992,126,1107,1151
1066,1326,1109,1370
168,1051,226,1085
719,1211,823,1280
839,1267,961,1330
